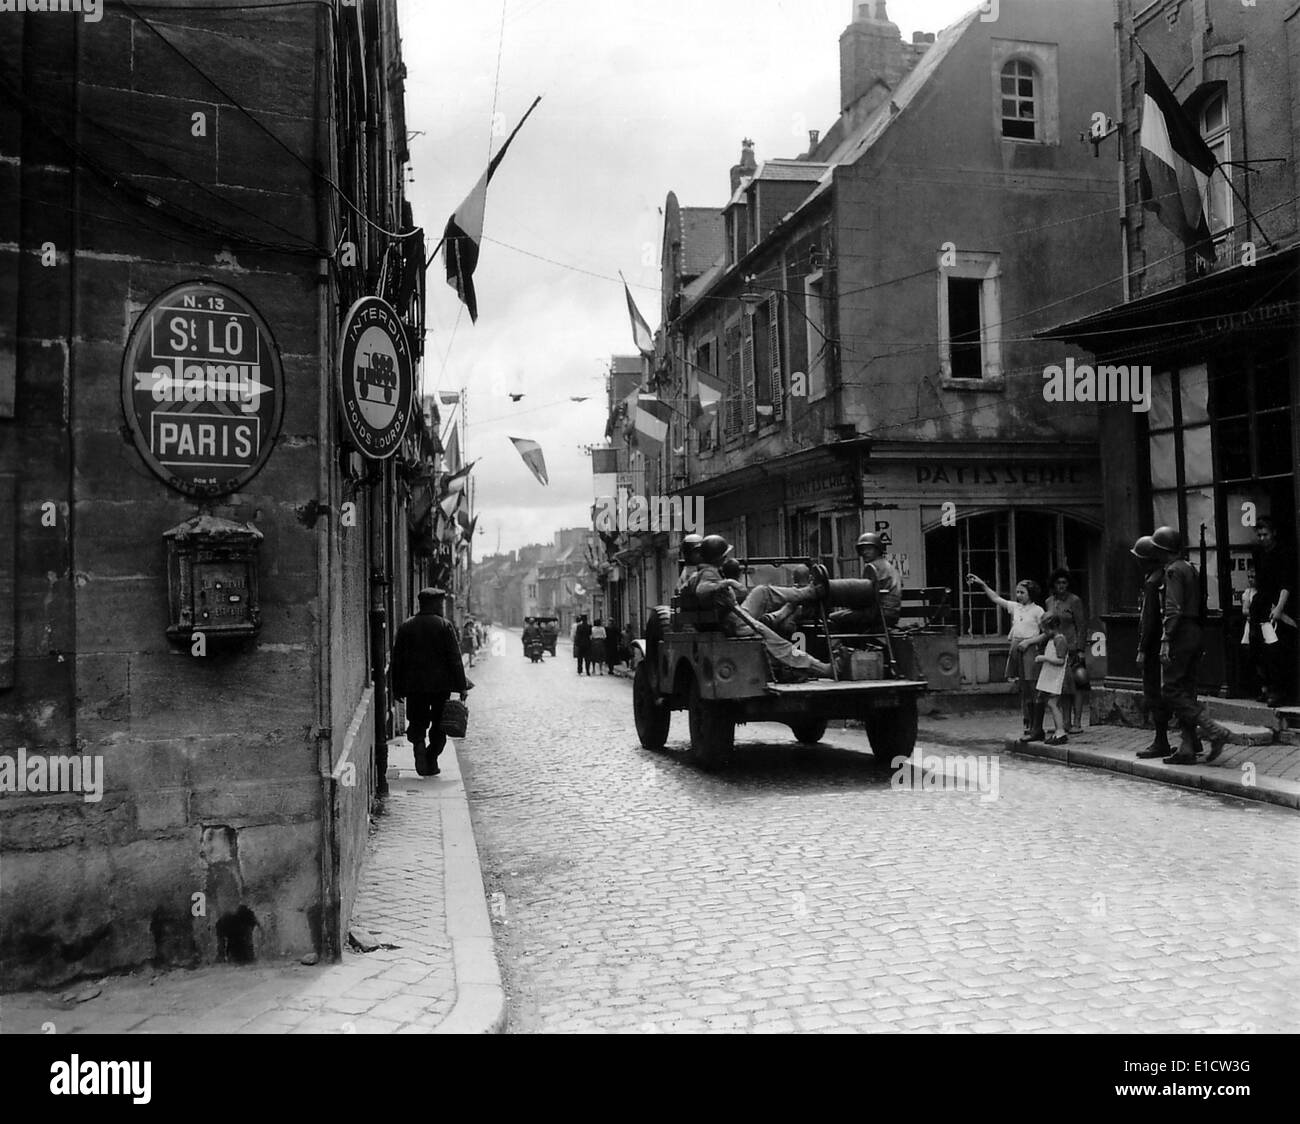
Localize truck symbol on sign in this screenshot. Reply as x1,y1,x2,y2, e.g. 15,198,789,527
357,351,396,403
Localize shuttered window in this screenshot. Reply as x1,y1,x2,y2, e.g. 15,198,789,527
741,320,756,431
768,293,783,421
724,321,742,438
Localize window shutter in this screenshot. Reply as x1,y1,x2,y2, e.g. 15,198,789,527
741,322,756,430
768,293,783,421
724,324,741,437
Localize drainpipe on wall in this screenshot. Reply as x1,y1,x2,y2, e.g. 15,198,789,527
1114,0,1131,301
315,3,340,961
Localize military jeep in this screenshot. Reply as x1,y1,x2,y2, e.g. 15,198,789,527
632,557,952,770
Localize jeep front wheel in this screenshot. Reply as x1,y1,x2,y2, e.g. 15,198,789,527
633,661,670,752
687,676,733,770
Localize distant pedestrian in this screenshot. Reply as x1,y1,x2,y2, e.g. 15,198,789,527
1032,612,1069,745
590,619,608,674
574,615,592,675
391,588,470,778
967,574,1043,739
605,621,620,673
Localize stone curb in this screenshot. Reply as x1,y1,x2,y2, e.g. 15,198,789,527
427,738,506,1034
1002,737,1300,810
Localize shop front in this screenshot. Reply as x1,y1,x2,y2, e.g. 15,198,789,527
862,442,1104,684
1045,249,1299,701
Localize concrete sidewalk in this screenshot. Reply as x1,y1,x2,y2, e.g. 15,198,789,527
0,736,504,1035
915,710,1300,810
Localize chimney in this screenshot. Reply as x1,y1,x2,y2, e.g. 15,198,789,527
840,0,908,127
729,137,757,196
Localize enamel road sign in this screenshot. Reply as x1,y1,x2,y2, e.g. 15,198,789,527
120,281,285,497
337,296,414,460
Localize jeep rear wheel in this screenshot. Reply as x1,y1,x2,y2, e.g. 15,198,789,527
687,676,733,770
862,697,918,766
633,661,670,752
789,718,828,745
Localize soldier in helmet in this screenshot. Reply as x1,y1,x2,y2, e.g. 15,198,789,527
1132,535,1175,759
1146,525,1232,764
827,532,902,634
690,535,836,677
674,533,705,595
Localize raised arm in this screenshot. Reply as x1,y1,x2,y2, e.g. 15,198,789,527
966,574,1016,613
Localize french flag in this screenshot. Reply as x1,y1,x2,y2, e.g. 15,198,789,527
443,97,542,322
1138,52,1217,258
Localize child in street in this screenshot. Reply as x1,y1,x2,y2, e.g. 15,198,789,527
1033,612,1069,744
967,574,1044,738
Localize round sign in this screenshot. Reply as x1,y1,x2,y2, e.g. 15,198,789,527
120,281,285,497
337,297,414,459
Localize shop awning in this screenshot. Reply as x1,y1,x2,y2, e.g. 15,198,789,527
1037,245,1299,360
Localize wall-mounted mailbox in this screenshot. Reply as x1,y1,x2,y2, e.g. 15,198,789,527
164,515,263,645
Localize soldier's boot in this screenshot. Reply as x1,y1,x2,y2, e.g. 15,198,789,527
1021,697,1047,742
1137,721,1171,758
1163,722,1200,765
1199,714,1232,764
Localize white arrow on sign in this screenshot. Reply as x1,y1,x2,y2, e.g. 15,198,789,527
135,369,273,405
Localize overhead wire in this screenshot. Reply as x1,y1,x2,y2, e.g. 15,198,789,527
119,0,423,242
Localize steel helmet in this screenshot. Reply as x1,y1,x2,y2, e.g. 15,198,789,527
700,534,733,563
1130,535,1161,561
1151,525,1183,554
856,531,885,551
680,533,704,561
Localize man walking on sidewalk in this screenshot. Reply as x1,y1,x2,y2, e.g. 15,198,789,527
391,587,470,777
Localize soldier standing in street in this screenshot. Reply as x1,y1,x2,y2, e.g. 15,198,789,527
1132,535,1174,760
390,587,471,777
1147,526,1232,765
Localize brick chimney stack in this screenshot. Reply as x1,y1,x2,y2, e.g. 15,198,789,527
839,0,924,133
729,137,757,196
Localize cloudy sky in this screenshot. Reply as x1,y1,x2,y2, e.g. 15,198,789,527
398,0,979,556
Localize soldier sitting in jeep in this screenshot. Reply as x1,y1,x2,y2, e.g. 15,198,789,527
687,535,836,678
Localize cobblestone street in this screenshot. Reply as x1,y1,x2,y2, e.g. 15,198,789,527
465,633,1300,1034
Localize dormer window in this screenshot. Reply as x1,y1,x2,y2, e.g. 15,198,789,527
1000,59,1038,140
